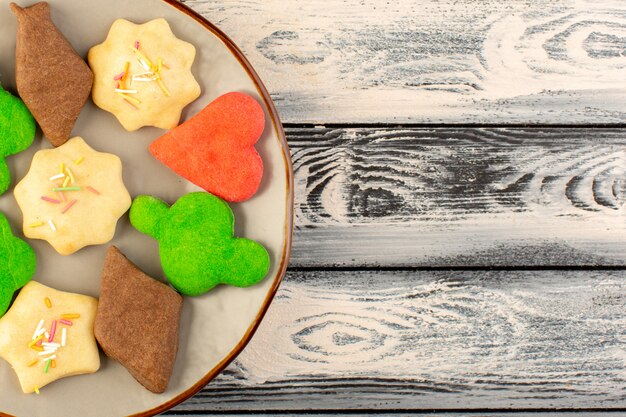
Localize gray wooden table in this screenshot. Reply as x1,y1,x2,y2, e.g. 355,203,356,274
166,0,625,415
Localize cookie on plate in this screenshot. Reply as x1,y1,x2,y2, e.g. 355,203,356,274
0,281,100,394
95,246,183,393
0,212,36,317
0,85,36,194
14,136,131,255
149,92,265,202
88,18,200,131
130,192,270,296
10,2,93,147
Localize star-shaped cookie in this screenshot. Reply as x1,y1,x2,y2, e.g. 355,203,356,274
0,281,100,394
14,136,131,255
88,18,201,131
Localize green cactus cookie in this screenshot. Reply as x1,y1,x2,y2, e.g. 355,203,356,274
0,85,36,195
0,212,37,316
129,192,270,296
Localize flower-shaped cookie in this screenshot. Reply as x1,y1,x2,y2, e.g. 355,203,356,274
0,281,100,394
14,137,131,255
88,18,201,131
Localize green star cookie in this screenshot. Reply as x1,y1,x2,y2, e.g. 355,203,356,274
0,212,36,316
0,85,36,195
129,192,270,296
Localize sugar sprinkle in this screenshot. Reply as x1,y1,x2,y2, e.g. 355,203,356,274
61,199,77,214
115,88,138,94
41,196,61,204
48,320,57,342
53,187,80,192
65,167,75,184
86,186,101,195
32,319,45,340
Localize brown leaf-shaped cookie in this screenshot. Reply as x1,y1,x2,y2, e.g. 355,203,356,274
95,246,183,393
10,2,93,147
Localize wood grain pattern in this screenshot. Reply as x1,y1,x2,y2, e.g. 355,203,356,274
287,126,626,267
168,410,626,417
170,269,626,411
165,2,626,415
181,0,626,123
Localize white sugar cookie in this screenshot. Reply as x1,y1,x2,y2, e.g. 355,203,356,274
14,137,131,255
88,18,201,131
0,281,99,394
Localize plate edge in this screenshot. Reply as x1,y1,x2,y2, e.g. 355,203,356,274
128,1,295,416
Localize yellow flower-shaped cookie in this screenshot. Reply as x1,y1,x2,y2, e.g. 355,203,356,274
0,281,100,394
88,18,201,131
14,137,131,255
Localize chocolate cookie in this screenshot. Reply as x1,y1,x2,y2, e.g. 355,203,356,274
10,2,93,146
94,246,183,393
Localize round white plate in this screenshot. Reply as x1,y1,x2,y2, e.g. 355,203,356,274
0,0,293,415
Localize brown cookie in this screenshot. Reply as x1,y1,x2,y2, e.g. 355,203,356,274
94,246,183,393
10,2,93,147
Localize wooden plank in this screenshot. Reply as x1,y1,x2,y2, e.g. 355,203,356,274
167,410,626,417
165,413,625,416
162,410,626,417
170,269,626,411
286,126,626,267
182,0,626,123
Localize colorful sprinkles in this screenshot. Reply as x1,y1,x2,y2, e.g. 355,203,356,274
113,40,171,108
35,159,102,233
26,299,82,392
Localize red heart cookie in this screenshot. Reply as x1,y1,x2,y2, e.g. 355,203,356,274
149,92,265,202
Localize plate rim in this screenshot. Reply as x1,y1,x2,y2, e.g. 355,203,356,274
0,0,294,415
131,1,294,415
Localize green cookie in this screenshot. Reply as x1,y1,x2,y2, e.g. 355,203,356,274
0,85,36,195
130,192,270,296
0,212,37,316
